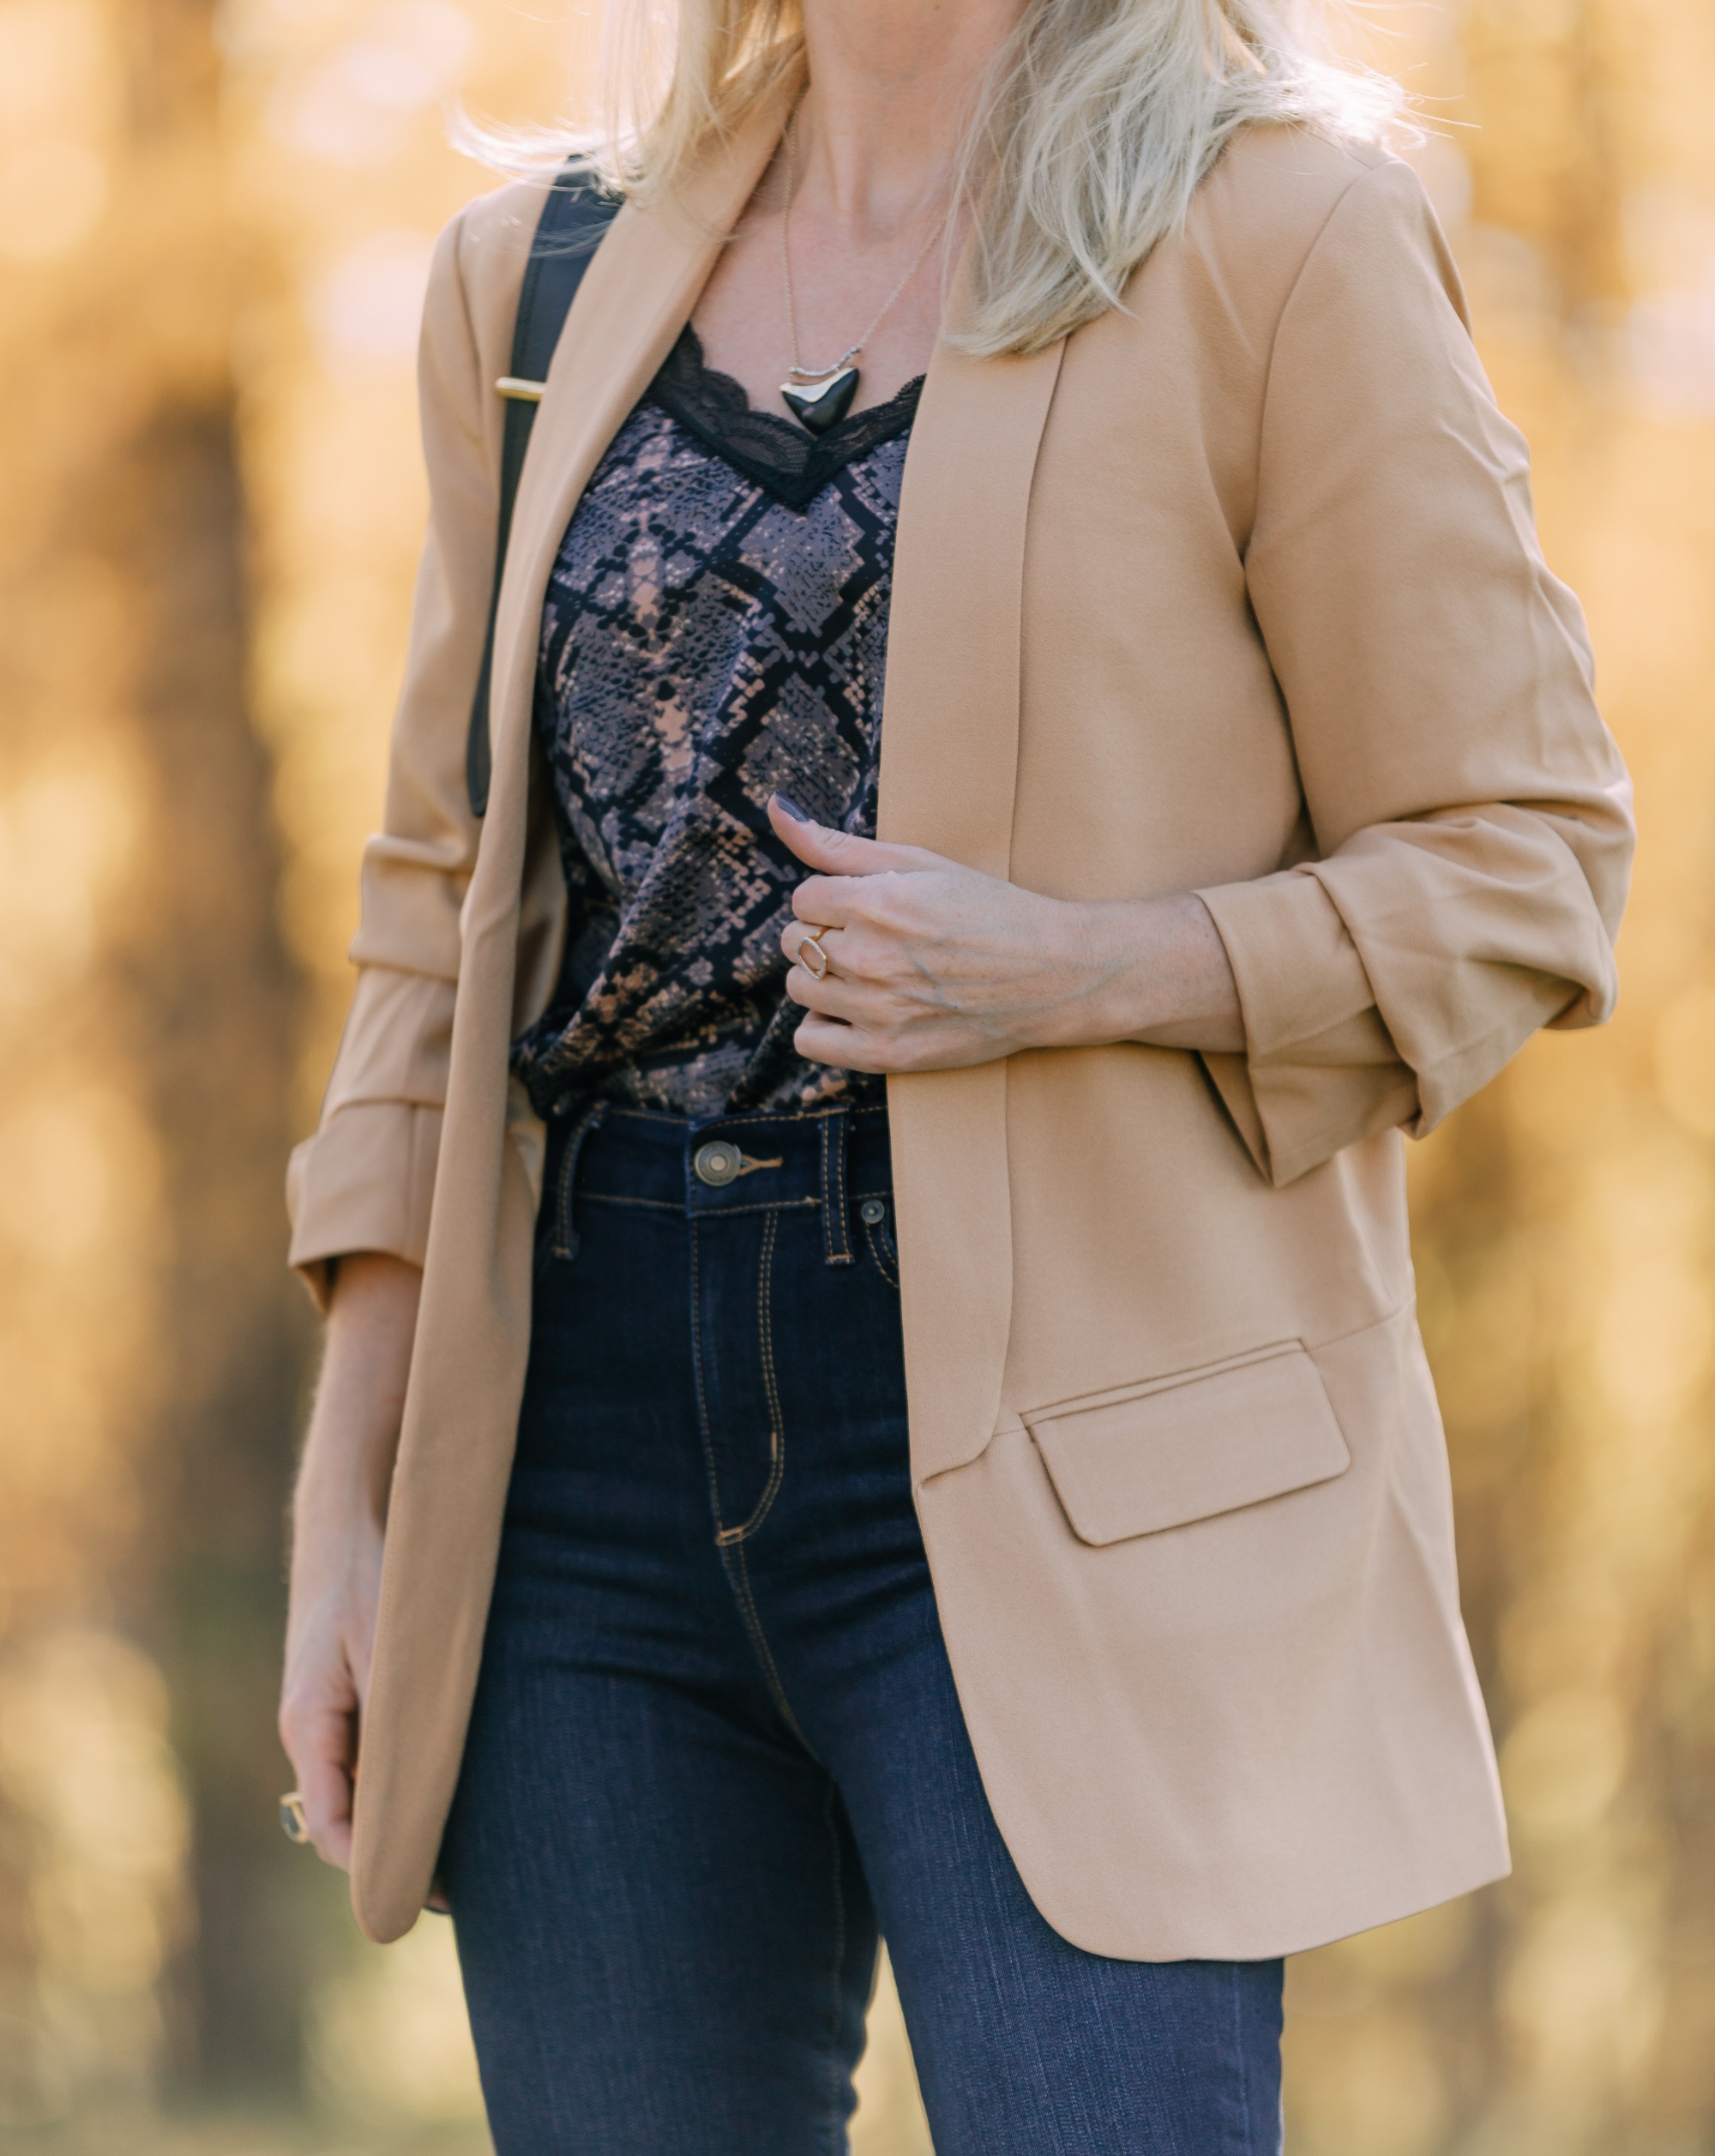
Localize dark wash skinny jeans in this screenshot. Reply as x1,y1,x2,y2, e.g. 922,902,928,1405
440,1103,1284,2155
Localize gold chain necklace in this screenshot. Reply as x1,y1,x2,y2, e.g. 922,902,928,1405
778,109,949,434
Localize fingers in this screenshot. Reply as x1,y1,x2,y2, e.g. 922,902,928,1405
781,917,867,980
791,1012,894,1072
781,941,908,1029
785,963,882,1024
793,1012,990,1075
767,796,930,879
280,1692,357,1870
779,924,919,1023
790,1012,960,1074
789,874,865,931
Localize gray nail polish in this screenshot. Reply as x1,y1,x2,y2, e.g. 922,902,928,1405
773,792,812,823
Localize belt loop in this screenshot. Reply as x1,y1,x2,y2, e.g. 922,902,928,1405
550,1099,608,1261
821,1105,853,1266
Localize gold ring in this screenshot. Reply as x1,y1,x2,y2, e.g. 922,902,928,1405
279,1792,310,1845
797,928,833,981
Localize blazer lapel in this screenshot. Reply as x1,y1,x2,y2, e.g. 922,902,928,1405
881,328,1067,1484
468,86,798,915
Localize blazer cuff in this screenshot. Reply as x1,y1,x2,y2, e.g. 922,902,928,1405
1197,868,1420,1185
286,1100,442,1312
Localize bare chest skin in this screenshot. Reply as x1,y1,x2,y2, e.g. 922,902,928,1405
690,152,959,424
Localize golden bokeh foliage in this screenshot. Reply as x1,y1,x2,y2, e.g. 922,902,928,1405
0,3,1712,2150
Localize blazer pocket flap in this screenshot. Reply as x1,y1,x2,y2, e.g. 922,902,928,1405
1024,1346,1351,1546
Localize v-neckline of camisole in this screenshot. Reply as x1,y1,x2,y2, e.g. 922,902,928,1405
647,324,924,512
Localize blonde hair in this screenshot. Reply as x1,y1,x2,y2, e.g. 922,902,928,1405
469,0,1405,357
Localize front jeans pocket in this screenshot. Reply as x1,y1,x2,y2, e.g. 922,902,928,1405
856,1195,900,1291
545,1100,610,1262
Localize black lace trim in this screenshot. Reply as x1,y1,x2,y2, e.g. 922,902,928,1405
647,324,924,511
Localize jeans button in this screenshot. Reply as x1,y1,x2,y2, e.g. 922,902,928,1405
693,1140,743,1188
859,1198,886,1226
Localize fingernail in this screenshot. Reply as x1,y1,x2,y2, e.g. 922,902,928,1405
773,792,812,823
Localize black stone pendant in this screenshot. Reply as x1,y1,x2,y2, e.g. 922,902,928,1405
780,364,859,434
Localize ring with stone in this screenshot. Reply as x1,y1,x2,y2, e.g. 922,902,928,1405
279,1792,310,1845
796,927,833,981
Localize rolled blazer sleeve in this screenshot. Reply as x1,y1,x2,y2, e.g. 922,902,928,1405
1197,158,1633,1189
286,202,499,1309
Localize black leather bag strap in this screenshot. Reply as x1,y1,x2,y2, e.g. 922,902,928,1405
466,166,621,816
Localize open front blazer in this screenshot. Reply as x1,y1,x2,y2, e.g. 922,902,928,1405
288,90,1634,1952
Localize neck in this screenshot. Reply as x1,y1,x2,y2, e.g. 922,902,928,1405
793,0,1026,237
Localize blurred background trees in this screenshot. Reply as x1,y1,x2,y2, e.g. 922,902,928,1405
1,2,1712,2150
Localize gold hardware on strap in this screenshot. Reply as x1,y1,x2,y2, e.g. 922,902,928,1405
496,376,547,402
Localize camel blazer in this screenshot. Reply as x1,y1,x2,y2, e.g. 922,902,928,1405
288,94,1634,1953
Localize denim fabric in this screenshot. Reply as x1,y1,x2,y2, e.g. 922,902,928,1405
440,1104,1284,2156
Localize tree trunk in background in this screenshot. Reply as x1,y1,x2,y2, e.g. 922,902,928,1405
0,0,316,2118
96,0,318,2103
106,397,311,2097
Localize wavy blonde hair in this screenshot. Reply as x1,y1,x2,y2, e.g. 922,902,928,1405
472,0,1405,357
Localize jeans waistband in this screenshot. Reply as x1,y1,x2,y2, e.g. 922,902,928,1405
542,1103,894,1266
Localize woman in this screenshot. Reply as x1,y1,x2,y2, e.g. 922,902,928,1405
279,0,1633,2146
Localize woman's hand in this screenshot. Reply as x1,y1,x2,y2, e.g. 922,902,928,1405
279,1252,422,1880
769,796,1245,1070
